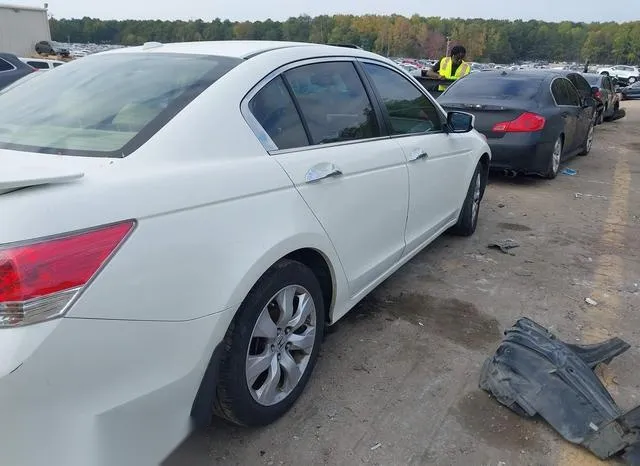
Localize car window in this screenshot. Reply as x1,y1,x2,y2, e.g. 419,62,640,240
551,78,576,106
562,79,581,106
249,76,309,150
283,61,379,145
27,61,49,69
0,58,14,72
0,52,242,157
53,62,63,68
568,74,591,94
362,62,442,135
440,74,542,101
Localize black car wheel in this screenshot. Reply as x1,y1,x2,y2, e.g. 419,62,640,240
544,136,563,179
214,259,325,427
629,77,637,84
579,123,594,156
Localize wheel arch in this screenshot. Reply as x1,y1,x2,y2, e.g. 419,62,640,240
190,240,341,428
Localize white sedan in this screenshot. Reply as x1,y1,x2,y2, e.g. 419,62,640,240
0,40,490,465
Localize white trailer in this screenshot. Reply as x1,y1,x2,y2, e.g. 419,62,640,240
0,3,51,57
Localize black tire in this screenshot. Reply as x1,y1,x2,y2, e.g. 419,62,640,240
214,259,325,426
629,77,637,84
450,163,484,237
544,136,563,179
597,108,604,125
579,122,595,156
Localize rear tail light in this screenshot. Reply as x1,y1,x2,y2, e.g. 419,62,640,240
0,220,135,327
593,89,603,100
492,112,546,132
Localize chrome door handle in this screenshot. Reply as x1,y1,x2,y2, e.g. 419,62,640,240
409,148,429,161
305,162,343,183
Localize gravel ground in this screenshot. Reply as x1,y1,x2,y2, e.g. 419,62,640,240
165,100,640,466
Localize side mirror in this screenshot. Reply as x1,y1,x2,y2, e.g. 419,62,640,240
447,111,474,133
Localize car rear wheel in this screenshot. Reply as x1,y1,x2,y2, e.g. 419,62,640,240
579,123,594,156
449,163,484,237
214,259,325,426
629,77,637,84
544,136,563,179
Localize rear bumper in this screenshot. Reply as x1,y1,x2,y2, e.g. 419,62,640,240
0,310,234,466
485,132,554,175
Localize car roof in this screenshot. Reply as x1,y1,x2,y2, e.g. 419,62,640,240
97,40,385,61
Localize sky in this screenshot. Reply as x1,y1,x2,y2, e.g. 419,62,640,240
19,0,640,23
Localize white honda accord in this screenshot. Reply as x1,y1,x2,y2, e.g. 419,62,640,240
0,41,490,465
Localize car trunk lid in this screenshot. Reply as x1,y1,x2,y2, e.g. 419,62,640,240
440,101,532,138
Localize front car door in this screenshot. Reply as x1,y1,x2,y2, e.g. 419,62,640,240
359,60,476,254
242,58,409,297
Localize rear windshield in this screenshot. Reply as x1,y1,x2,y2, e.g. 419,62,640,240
441,75,543,100
0,52,241,157
584,75,601,86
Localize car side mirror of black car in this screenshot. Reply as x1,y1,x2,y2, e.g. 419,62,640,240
447,111,474,133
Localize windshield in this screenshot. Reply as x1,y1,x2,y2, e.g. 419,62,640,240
0,52,241,157
441,75,543,100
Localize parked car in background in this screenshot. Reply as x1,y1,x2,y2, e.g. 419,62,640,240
399,62,422,77
18,57,65,70
438,70,595,179
0,40,491,465
583,73,620,123
597,65,639,85
620,81,640,100
0,53,35,90
34,40,70,57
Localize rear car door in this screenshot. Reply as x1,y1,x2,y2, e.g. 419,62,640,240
360,60,475,254
551,78,580,154
243,59,409,296
563,79,591,148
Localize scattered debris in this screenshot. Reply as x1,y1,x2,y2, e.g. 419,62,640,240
585,297,598,306
488,239,520,255
561,168,578,176
575,192,608,200
480,318,640,465
370,443,382,451
418,321,424,326
498,203,506,208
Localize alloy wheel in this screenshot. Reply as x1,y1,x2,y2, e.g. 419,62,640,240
552,138,562,175
246,285,317,406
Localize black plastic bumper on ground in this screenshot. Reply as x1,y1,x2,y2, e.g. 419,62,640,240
479,318,640,464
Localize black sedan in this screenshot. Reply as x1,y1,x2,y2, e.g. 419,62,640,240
0,53,36,90
620,82,640,100
583,73,619,122
438,70,596,179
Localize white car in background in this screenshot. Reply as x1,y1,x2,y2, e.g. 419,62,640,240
0,40,490,465
597,64,640,84
18,57,65,70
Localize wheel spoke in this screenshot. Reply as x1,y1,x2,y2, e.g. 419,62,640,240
276,287,296,327
257,354,281,404
287,292,314,330
253,307,278,339
280,351,302,391
287,327,316,353
246,352,275,386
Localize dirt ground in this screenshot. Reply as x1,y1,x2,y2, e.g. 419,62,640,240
165,101,640,466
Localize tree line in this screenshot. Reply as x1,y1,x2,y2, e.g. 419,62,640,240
50,15,640,64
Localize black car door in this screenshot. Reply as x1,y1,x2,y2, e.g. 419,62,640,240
551,78,579,153
562,79,590,151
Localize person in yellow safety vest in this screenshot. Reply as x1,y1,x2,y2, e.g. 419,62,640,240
422,45,471,91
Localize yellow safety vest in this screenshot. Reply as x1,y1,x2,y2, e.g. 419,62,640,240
438,57,471,91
